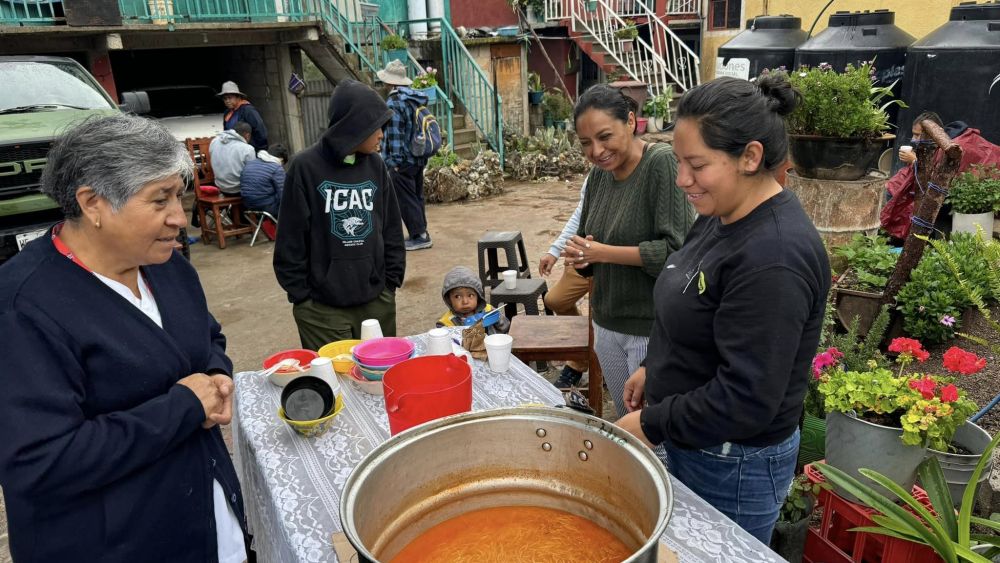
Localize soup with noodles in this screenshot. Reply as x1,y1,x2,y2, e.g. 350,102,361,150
389,505,633,562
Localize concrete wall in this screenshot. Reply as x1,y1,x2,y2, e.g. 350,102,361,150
701,0,967,82
527,38,578,99
450,0,518,29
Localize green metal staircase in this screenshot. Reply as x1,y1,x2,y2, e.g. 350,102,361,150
310,3,504,164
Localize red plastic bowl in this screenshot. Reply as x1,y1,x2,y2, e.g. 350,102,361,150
352,337,414,366
263,349,319,373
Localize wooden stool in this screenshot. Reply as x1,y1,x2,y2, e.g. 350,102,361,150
509,314,603,417
477,230,531,289
488,278,550,321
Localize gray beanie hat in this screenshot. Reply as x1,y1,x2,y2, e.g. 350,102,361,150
441,266,485,309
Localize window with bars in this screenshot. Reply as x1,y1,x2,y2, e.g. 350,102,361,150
708,0,741,30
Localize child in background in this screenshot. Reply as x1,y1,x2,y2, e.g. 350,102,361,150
437,266,509,334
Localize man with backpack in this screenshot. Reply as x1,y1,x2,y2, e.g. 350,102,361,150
379,59,439,251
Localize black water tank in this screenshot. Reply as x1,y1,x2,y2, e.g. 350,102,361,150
716,15,808,80
897,1,1000,147
795,10,915,125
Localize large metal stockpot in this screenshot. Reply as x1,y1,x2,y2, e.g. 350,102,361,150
340,406,673,562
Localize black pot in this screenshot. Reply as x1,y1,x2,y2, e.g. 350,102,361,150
789,134,894,180
770,516,811,563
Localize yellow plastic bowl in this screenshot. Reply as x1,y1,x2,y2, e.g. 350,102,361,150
278,395,344,438
318,339,362,374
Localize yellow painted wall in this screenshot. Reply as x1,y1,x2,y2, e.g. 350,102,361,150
701,0,966,82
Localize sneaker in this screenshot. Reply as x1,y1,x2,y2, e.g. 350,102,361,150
186,236,200,245
554,365,583,389
405,233,433,251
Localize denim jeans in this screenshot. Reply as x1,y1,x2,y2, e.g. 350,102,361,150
660,429,800,544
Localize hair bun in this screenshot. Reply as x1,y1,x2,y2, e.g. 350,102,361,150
756,74,798,117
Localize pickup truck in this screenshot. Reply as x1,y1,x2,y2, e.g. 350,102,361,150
0,55,118,265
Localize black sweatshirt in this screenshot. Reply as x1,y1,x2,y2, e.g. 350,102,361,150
274,79,405,307
640,190,831,449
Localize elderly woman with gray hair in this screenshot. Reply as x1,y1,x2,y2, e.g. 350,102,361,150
0,114,249,563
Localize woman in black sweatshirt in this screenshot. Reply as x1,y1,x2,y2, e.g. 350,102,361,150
615,75,831,543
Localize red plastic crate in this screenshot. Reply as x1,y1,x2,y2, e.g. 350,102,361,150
802,462,943,563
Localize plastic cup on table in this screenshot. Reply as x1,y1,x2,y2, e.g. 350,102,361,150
484,333,513,372
360,319,383,341
309,357,341,401
426,327,452,355
502,270,517,289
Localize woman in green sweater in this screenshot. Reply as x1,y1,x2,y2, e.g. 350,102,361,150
563,84,694,417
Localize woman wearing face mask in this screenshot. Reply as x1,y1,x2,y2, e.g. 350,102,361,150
615,75,831,543
563,84,694,417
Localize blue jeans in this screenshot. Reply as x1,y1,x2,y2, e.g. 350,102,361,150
660,429,800,544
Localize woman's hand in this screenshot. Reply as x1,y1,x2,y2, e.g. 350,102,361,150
623,366,646,412
615,410,654,448
562,235,602,269
177,373,228,429
899,149,916,165
207,374,234,427
539,253,557,277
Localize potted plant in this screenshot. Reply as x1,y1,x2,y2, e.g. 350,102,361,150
412,67,438,102
800,303,893,468
380,34,408,64
527,71,544,105
781,62,905,180
815,337,981,504
771,474,823,563
614,19,638,53
830,233,899,334
814,428,1000,563
642,88,672,133
947,164,1000,235
895,232,998,345
542,91,572,130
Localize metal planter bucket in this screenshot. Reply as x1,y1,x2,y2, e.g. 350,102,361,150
928,420,994,507
825,411,927,504
340,407,673,562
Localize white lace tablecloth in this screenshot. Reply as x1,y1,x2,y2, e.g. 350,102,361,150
233,331,782,563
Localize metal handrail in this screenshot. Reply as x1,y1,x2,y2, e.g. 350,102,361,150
630,0,701,91
391,17,504,166
544,0,701,92
667,0,699,15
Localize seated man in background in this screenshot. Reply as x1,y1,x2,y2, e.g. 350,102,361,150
209,121,256,196
881,111,1000,240
241,144,289,217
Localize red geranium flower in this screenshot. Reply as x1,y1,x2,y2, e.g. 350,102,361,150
908,376,937,400
889,337,930,362
942,346,987,375
940,384,959,403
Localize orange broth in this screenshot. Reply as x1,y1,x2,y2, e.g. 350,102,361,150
389,505,633,563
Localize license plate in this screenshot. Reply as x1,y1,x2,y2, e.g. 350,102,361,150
15,228,47,251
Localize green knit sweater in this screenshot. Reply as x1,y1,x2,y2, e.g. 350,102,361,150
577,143,694,336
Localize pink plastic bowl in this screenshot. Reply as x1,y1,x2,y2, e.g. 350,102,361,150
352,337,415,366
263,349,319,373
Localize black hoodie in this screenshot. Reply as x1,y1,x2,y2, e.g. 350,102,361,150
274,80,405,307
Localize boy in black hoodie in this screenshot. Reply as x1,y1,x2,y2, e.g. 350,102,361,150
274,80,406,349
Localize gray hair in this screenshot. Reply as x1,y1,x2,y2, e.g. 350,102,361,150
40,113,193,219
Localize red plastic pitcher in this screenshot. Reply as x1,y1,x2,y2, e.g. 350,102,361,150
382,354,472,435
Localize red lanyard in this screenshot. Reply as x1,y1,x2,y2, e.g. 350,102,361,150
51,222,154,296
51,222,91,272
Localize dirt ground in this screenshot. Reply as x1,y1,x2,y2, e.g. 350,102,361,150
0,177,590,562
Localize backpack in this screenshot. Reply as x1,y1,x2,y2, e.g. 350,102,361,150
408,101,442,158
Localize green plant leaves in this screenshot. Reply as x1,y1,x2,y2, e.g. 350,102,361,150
783,63,896,137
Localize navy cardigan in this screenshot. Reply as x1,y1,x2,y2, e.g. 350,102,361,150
0,232,246,563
